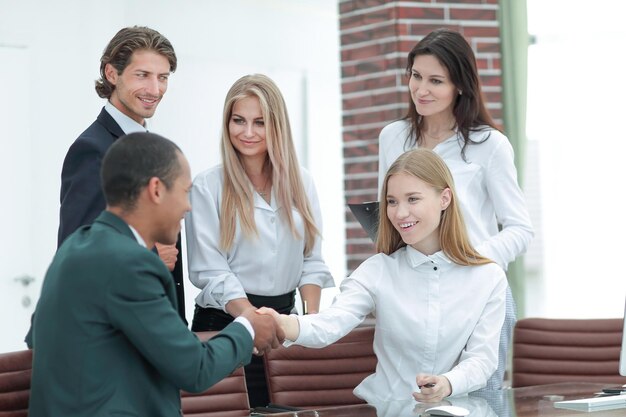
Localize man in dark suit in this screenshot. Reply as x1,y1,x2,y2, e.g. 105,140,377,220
29,132,284,416
57,26,187,321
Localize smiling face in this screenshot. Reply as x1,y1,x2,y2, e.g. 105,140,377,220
228,96,268,162
106,49,170,124
153,152,192,245
409,54,457,120
385,172,451,255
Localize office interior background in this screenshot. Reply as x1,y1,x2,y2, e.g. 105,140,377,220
1,0,624,354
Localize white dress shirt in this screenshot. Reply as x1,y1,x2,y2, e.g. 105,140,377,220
293,246,506,402
378,120,533,269
185,165,334,310
104,101,148,133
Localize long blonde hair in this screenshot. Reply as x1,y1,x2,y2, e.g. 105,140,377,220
219,74,319,254
376,149,491,266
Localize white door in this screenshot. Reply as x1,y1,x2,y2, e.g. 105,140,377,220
0,46,39,352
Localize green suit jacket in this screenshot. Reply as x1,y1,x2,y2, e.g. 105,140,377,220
29,211,253,417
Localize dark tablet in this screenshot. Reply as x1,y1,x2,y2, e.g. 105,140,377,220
347,201,379,242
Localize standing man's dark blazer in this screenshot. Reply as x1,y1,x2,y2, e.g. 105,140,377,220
57,107,186,321
29,211,253,417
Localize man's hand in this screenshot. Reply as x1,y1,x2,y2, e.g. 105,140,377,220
155,242,178,271
241,309,285,356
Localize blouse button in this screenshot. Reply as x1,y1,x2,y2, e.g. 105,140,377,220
433,266,438,271
270,217,275,223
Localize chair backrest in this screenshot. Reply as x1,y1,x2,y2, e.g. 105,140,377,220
512,318,626,387
0,349,32,417
263,325,377,409
0,338,249,417
181,331,250,417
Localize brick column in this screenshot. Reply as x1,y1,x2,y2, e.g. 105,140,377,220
339,0,503,272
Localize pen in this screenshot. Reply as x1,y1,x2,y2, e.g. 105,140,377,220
418,383,436,389
303,300,308,315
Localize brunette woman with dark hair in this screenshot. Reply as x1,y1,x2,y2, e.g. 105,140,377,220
378,28,533,390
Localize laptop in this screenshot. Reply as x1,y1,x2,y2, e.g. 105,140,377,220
347,201,379,242
619,294,626,376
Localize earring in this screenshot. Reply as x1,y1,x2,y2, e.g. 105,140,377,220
458,90,463,96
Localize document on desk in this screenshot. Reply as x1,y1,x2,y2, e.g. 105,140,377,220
554,394,626,411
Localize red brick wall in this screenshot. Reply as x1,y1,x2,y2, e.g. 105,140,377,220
339,0,503,272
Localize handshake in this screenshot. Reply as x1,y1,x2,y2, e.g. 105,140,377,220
240,307,301,355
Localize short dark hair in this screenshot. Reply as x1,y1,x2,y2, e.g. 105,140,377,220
101,132,181,210
95,26,177,99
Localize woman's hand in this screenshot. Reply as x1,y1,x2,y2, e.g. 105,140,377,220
256,307,300,341
299,284,321,314
412,373,452,403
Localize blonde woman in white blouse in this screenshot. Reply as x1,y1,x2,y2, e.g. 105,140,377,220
185,74,334,406
260,149,506,403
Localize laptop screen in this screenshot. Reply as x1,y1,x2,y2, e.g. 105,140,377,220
619,303,626,376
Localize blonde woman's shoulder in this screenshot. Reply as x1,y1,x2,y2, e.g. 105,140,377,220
192,164,223,189
473,260,507,283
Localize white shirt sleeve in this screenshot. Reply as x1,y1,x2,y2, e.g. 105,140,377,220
185,173,246,311
476,137,534,268
234,316,254,339
294,256,379,347
298,170,334,289
442,267,507,395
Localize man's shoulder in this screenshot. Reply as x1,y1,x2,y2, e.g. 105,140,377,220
57,222,167,292
61,221,147,263
69,108,123,153
75,119,116,148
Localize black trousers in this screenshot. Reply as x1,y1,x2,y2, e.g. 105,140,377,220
191,291,296,408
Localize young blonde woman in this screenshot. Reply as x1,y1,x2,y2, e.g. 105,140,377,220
378,28,533,390
260,149,506,403
185,74,334,406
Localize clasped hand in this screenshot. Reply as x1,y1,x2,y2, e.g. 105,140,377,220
256,307,300,342
240,308,285,356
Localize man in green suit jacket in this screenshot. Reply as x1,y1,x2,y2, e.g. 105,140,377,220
29,132,283,416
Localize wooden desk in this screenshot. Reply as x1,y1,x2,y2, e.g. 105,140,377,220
259,383,626,416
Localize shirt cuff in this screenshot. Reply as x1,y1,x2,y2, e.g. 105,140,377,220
442,369,466,396
234,316,255,340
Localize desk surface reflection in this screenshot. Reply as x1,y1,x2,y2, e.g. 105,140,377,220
260,383,626,417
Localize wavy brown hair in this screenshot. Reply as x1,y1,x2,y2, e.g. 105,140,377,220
219,74,319,254
95,26,177,99
376,149,491,266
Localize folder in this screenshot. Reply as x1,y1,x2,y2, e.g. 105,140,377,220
348,201,379,242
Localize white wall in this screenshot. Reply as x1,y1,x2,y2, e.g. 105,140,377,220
0,0,344,350
526,0,626,319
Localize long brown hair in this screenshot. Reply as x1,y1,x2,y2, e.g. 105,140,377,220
405,28,498,159
219,74,319,254
376,149,491,266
